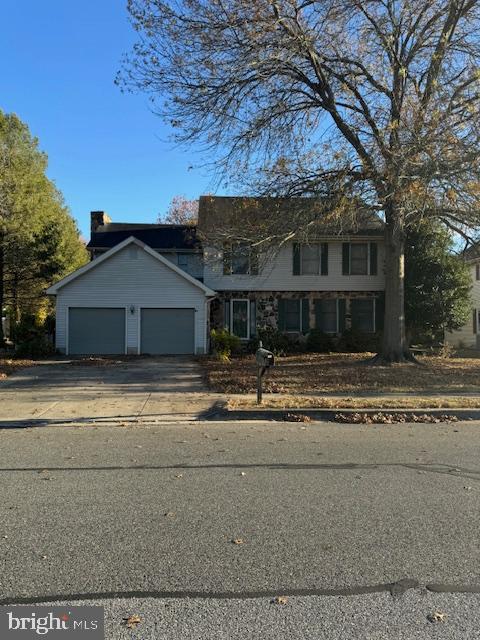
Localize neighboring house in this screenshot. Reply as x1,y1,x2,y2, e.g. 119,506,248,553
46,197,386,355
445,246,480,349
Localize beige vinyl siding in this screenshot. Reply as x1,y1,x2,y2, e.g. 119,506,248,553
54,244,208,354
204,240,385,291
445,262,480,348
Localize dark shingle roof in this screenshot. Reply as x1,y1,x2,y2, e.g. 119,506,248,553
87,224,201,250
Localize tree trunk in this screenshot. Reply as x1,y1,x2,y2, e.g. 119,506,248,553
372,210,415,364
0,232,4,345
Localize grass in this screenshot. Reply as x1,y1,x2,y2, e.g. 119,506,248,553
0,357,36,380
227,395,480,410
201,352,480,396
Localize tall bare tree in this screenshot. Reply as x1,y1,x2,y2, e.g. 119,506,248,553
119,0,480,362
158,195,198,225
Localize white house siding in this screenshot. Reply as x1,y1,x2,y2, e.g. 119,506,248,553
54,245,209,354
203,239,385,291
445,262,480,348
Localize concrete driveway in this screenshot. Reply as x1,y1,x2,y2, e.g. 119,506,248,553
0,357,221,426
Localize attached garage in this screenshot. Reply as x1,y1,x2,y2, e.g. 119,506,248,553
140,308,194,355
68,308,126,355
46,237,216,356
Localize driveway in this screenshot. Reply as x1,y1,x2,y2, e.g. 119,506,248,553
0,357,221,426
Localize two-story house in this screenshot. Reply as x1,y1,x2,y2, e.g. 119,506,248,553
445,245,480,349
46,196,385,355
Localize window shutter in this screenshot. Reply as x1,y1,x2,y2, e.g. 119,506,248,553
321,243,329,275
278,298,286,331
293,243,301,275
223,245,232,275
338,298,347,332
249,300,257,337
375,293,385,331
369,242,378,275
314,300,323,330
301,298,310,333
250,249,259,276
342,243,350,275
474,309,478,334
476,264,480,281
224,300,231,331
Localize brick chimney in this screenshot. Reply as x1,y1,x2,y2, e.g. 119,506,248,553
90,211,112,234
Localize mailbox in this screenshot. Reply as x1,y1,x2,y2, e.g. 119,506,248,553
256,347,275,369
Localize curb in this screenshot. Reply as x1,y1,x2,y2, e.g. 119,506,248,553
205,407,480,423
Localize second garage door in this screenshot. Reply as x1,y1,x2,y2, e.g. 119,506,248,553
140,308,195,355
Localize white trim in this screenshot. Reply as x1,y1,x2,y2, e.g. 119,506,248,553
230,298,250,340
46,236,216,297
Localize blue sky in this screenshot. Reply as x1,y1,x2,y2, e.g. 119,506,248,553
1,1,213,238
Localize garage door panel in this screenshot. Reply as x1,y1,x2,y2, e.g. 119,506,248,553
69,308,125,355
141,308,194,355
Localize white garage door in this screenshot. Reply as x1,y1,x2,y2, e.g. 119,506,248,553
140,308,195,355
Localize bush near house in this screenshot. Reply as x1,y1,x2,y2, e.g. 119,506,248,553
12,314,55,358
210,328,241,361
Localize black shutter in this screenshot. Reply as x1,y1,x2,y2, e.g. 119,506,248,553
223,245,232,275
321,243,329,275
314,300,323,330
293,243,301,275
369,242,378,275
338,298,347,332
342,243,350,275
474,309,478,334
476,264,480,281
250,248,259,275
278,298,286,331
301,298,310,333
375,293,385,331
249,299,257,337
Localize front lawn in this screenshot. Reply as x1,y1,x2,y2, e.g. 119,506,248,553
201,353,480,396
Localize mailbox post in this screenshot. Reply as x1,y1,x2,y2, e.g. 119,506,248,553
255,341,275,405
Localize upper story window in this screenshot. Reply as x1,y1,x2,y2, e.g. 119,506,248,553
223,242,258,275
293,243,328,276
178,254,189,270
475,263,480,281
342,242,378,276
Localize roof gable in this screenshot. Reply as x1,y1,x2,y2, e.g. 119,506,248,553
46,236,215,296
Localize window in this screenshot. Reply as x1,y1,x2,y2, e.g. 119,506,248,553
315,299,337,333
284,299,301,331
350,243,368,275
351,298,375,332
342,242,378,276
225,299,256,339
178,254,189,270
224,243,258,275
232,300,249,338
293,243,328,275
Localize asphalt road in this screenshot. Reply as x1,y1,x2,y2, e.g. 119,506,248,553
1,419,480,638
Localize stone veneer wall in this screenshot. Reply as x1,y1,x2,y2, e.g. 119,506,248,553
212,291,381,333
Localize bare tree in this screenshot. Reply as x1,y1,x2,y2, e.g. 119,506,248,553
158,195,198,225
119,0,480,362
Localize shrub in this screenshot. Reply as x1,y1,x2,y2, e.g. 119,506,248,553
210,328,241,361
12,314,55,359
249,326,299,356
337,329,380,353
306,329,335,353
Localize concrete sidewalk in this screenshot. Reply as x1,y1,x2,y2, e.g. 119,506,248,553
0,357,222,426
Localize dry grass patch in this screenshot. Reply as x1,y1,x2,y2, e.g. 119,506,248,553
0,357,36,380
228,395,480,410
202,353,480,395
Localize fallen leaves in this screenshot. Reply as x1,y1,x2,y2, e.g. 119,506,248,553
427,611,447,624
283,413,312,423
231,538,245,545
123,614,141,629
334,412,458,424
271,596,288,605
